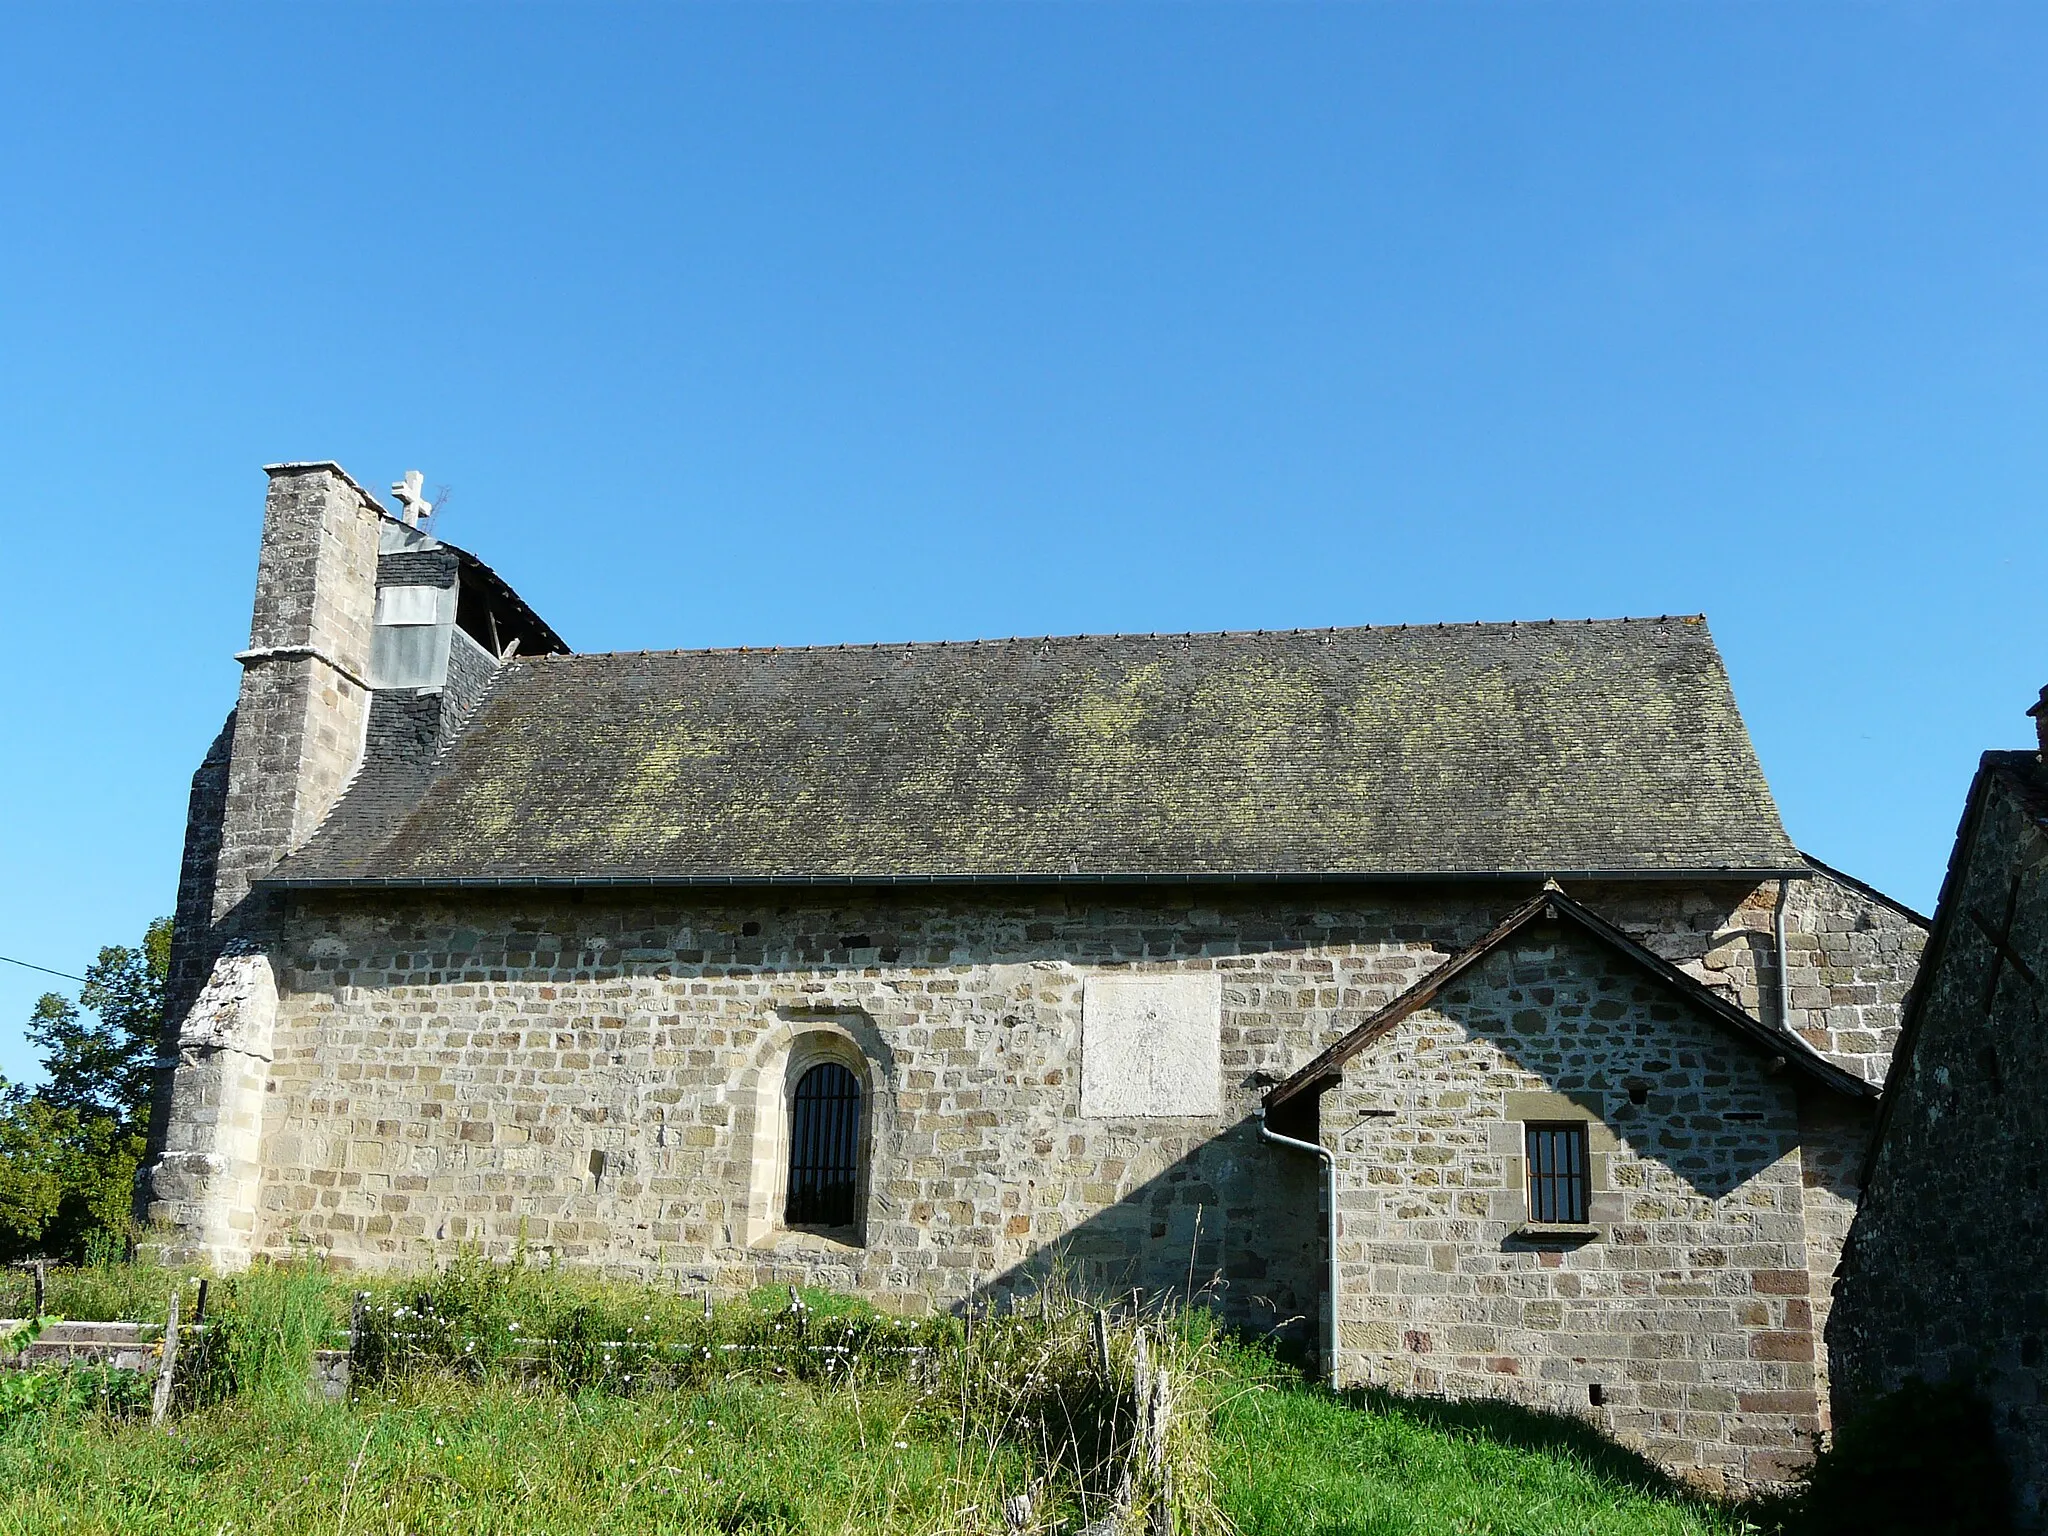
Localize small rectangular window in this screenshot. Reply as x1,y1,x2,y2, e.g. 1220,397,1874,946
1526,1122,1590,1224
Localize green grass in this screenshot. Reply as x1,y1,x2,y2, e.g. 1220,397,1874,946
0,1376,1043,1536
0,1262,1765,1535
0,1369,1756,1536
1215,1368,1751,1536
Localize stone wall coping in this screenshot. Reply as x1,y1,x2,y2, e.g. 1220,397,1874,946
234,644,372,692
1796,849,1932,929
262,461,400,523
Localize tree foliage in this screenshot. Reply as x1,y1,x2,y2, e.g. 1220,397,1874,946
24,918,169,1128
0,918,170,1263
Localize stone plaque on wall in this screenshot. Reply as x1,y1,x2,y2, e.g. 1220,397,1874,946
1081,973,1222,1118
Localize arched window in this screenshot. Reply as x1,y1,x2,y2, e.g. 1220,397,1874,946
786,1061,863,1228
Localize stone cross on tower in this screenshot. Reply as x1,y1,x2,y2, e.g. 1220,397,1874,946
391,469,434,527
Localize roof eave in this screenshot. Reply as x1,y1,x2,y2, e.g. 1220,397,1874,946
256,865,1812,892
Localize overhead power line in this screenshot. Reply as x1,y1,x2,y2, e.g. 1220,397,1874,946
0,954,86,984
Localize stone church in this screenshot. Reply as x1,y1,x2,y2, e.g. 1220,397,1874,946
145,462,1927,1491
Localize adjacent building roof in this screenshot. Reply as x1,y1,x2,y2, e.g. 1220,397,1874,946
265,616,1805,888
1857,749,2048,1176
1263,885,1877,1107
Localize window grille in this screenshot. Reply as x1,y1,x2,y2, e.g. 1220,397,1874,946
786,1061,863,1228
1525,1122,1590,1224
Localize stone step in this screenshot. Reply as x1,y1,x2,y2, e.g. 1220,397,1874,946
2,1322,353,1399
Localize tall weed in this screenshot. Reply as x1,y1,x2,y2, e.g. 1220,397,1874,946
0,1258,196,1325
190,1259,342,1406
348,1248,952,1395
344,1253,1228,1531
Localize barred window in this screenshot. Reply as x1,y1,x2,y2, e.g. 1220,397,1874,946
1525,1122,1590,1224
786,1061,863,1229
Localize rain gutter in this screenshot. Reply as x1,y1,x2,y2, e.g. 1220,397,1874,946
258,867,1812,892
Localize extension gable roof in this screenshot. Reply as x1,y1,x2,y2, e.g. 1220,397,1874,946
1262,885,1876,1107
265,616,1804,889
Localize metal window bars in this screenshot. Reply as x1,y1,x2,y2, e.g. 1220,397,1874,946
1525,1122,1589,1224
786,1062,863,1228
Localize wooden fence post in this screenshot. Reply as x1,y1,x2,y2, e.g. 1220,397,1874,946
31,1261,45,1320
1094,1309,1112,1379
152,1287,182,1427
1148,1366,1174,1536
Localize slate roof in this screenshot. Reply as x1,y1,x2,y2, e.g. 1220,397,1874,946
265,616,1803,888
1263,885,1875,1108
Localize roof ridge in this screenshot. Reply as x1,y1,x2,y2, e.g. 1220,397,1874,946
521,614,1711,663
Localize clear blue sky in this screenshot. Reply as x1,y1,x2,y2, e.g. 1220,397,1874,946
3,5,2044,1084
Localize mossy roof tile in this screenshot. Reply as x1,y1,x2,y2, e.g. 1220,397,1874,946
269,617,1802,886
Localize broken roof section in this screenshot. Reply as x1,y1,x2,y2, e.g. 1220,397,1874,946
1263,885,1877,1109
376,513,570,662
266,615,1805,888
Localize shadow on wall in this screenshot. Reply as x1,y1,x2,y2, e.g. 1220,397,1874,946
1760,1378,2016,1536
1348,1376,2019,1534
960,1114,1324,1359
940,975,1815,1363
1430,943,1801,1202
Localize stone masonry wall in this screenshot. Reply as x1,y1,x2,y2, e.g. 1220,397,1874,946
145,711,238,1177
1658,867,1926,1087
1641,861,1924,1415
1831,766,2048,1530
196,875,1918,1483
1793,1091,1871,1429
241,886,1885,1312
257,888,1456,1331
1324,921,1838,1494
167,713,237,1017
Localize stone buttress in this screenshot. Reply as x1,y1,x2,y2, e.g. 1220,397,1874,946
145,464,384,1268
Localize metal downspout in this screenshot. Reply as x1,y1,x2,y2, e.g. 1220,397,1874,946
1259,1109,1341,1386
